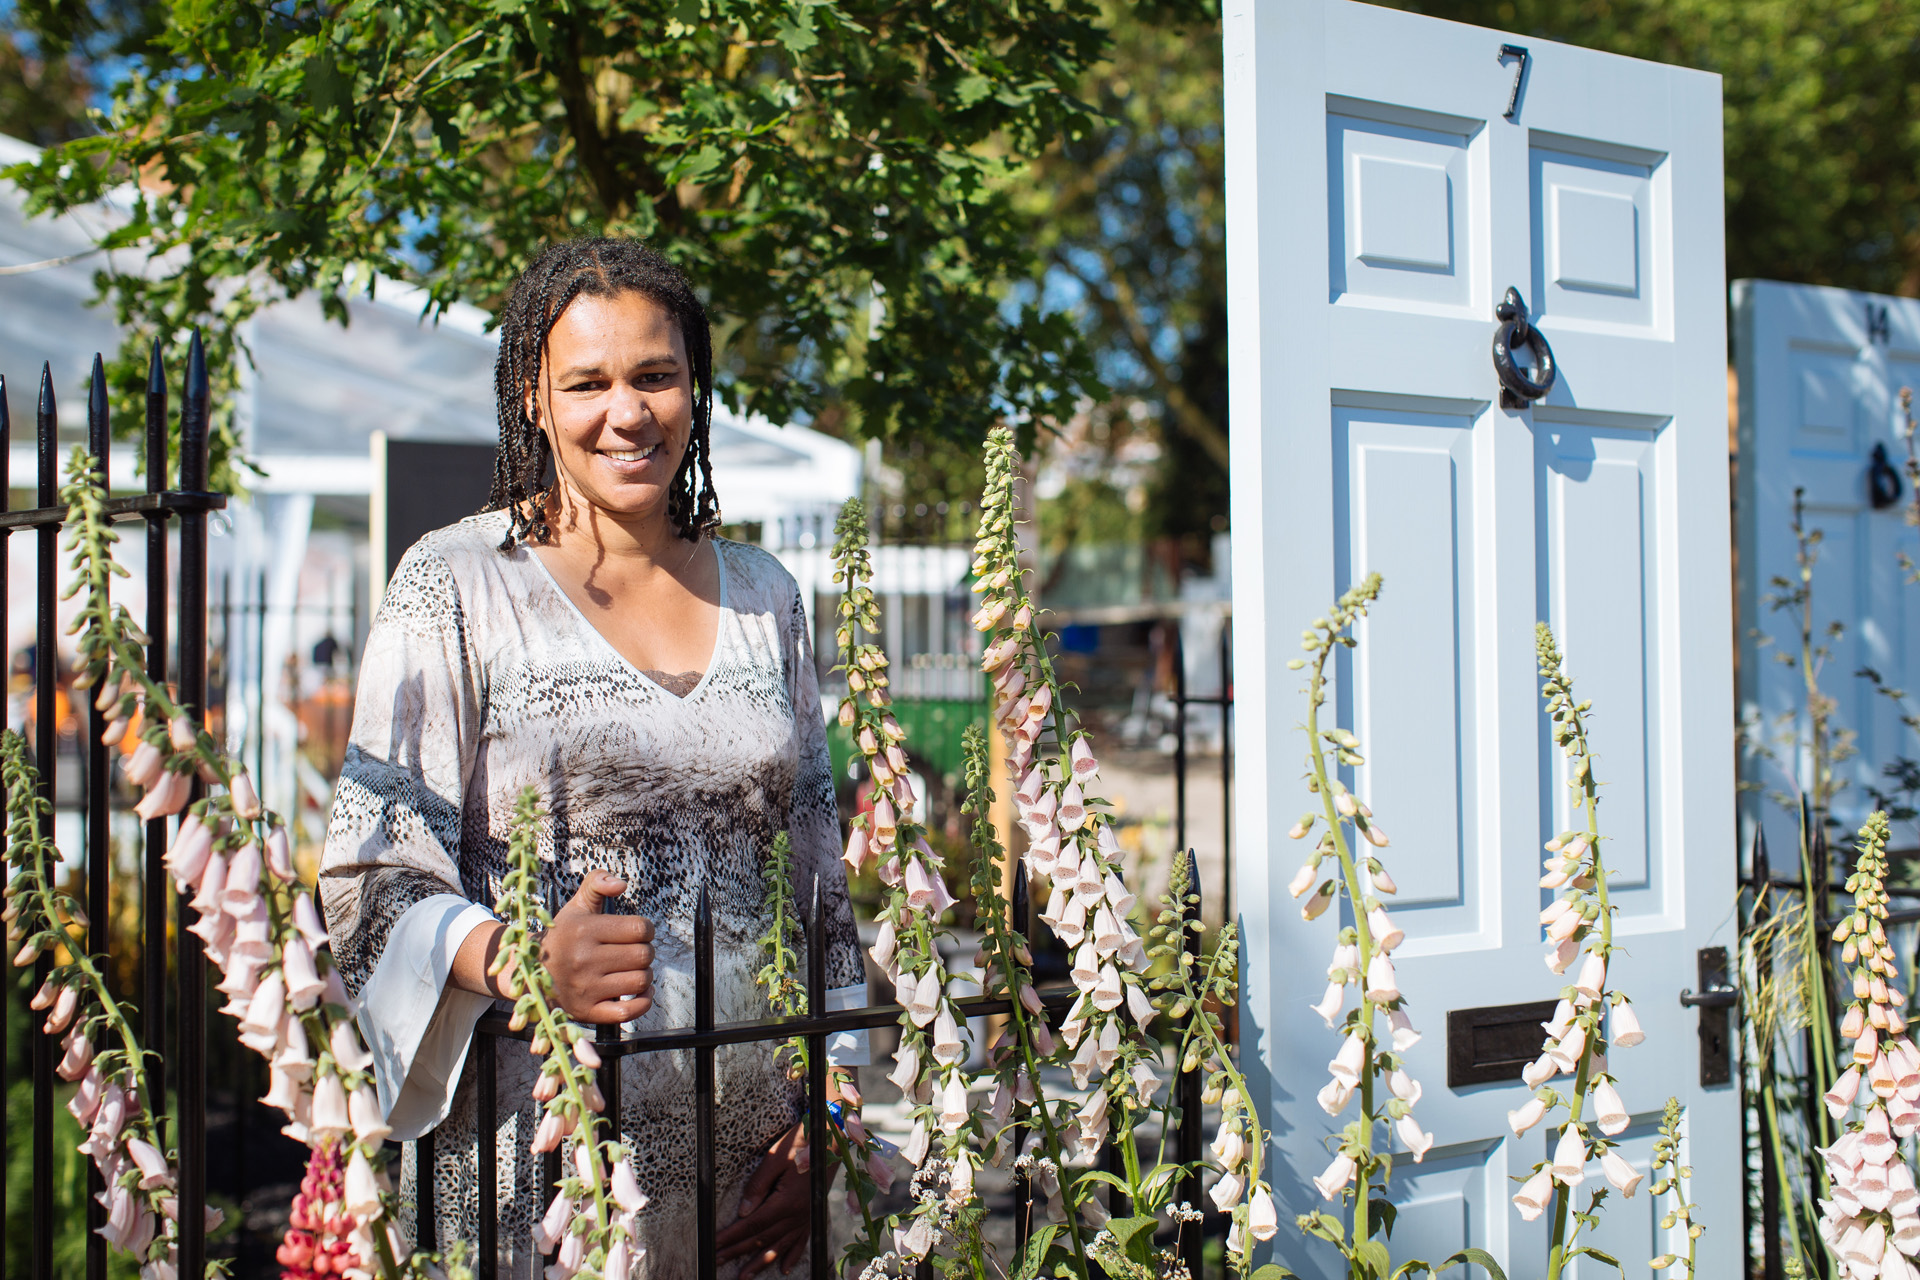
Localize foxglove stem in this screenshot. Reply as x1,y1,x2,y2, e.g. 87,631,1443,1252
494,787,628,1278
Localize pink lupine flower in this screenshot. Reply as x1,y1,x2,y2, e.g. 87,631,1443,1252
135,768,191,820
165,815,213,888
1312,1153,1356,1201
1512,1168,1552,1221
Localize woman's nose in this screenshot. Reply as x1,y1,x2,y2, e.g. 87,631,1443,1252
605,382,651,432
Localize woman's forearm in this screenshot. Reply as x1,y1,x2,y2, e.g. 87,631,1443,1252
450,918,511,999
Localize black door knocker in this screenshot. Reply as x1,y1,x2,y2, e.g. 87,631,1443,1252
1869,441,1905,510
1492,286,1556,409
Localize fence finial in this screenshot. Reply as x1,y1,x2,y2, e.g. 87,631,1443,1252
88,353,108,481
145,339,166,494
179,330,209,491
36,362,56,506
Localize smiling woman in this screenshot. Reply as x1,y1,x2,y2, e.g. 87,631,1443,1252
318,238,867,1280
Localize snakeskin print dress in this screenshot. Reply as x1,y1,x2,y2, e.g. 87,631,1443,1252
318,511,863,1279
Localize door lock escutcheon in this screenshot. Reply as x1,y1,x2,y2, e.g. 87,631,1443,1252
1678,945,1736,1086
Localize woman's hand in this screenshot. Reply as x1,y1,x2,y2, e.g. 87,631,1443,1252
541,870,655,1024
716,1071,857,1279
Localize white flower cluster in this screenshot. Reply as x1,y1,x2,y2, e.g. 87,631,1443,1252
1816,813,1920,1280
1511,624,1647,1225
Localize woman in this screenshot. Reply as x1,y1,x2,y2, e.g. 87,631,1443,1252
320,237,867,1280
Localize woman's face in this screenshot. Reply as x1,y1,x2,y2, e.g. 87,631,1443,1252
535,289,694,531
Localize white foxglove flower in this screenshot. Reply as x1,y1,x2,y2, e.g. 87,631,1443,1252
1328,1032,1366,1086
1092,906,1122,956
1211,1126,1246,1169
344,1147,381,1217
1091,965,1124,1013
1388,1068,1422,1105
292,893,330,952
908,969,941,1026
938,1073,970,1134
1599,1149,1642,1197
1309,982,1345,1028
1071,737,1098,780
1301,883,1334,921
349,1084,392,1145
1248,1187,1278,1240
931,1007,964,1065
1367,906,1403,953
1365,952,1400,1003
1071,942,1101,990
331,1021,373,1073
1211,1170,1246,1210
1611,1001,1645,1047
1550,1125,1587,1186
888,1044,920,1092
1546,1023,1588,1074
1096,1018,1122,1072
1574,952,1607,1001
1312,1153,1356,1201
1055,896,1087,946
870,917,897,971
1327,944,1358,980
1394,1113,1433,1162
1103,871,1135,915
1058,782,1087,831
1541,998,1575,1040
1371,866,1398,895
1547,935,1580,974
1508,1096,1548,1136
1388,1010,1420,1051
1126,981,1156,1029
1592,1079,1630,1135
281,937,327,1011
1317,1077,1355,1116
1512,1168,1552,1221
1287,863,1318,899
902,1119,931,1167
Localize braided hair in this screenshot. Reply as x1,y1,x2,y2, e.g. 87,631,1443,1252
484,237,720,549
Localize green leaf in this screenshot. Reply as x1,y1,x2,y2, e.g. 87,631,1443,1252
1439,1248,1510,1280
1106,1214,1159,1267
954,74,992,107
1249,1266,1298,1280
1571,1246,1625,1276
1370,1197,1398,1239
1017,1224,1057,1280
1358,1239,1392,1277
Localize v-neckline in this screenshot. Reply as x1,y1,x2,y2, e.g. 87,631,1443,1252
526,539,728,702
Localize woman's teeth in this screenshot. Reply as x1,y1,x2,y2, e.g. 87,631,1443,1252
602,445,658,462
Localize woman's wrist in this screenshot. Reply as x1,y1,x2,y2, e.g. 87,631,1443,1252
450,918,511,1000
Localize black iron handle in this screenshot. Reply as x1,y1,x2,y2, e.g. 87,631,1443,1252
1492,286,1556,409
1870,441,1904,510
1679,985,1737,1010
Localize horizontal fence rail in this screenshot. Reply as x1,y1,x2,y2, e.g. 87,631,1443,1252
1,341,224,1280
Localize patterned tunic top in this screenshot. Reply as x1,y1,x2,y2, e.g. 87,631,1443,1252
319,511,863,1279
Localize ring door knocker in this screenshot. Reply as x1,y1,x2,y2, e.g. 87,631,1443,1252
1869,441,1905,510
1492,286,1556,409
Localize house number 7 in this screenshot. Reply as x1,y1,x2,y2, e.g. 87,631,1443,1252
1499,44,1530,121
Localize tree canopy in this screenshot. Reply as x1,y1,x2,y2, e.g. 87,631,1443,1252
4,0,1107,483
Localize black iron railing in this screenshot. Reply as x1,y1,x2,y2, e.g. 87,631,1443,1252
432,853,1221,1280
0,340,225,1280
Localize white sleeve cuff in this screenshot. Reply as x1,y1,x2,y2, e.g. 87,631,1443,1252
825,982,871,1067
354,894,497,1142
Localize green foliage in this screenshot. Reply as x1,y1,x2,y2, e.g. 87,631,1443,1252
6,0,1110,485
1398,0,1920,294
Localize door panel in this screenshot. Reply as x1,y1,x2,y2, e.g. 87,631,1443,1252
1227,3,1733,1275
1734,281,1920,856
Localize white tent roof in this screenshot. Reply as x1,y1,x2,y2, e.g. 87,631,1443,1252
0,133,859,521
